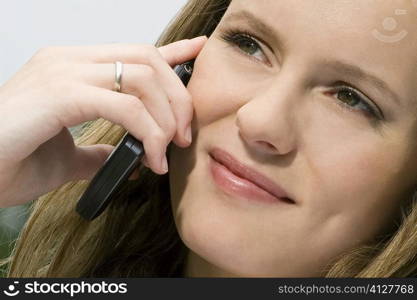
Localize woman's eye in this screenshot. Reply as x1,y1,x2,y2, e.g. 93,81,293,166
220,28,267,63
220,29,383,121
327,85,382,120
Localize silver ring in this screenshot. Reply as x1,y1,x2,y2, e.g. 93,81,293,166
114,61,123,92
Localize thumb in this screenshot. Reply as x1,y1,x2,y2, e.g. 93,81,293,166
70,144,115,181
158,35,208,67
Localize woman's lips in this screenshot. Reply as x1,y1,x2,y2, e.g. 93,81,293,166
208,148,295,205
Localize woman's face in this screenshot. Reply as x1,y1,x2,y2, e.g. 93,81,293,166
168,0,417,277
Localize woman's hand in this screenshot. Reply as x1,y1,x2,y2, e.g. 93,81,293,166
0,36,207,208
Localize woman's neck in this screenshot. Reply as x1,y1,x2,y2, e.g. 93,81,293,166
183,249,237,277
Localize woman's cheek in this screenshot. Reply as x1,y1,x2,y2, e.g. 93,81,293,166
188,43,253,126
188,80,235,127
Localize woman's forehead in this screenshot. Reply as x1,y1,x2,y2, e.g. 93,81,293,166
228,0,417,30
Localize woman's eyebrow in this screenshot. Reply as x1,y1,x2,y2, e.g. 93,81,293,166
321,59,402,107
223,9,403,107
223,9,289,57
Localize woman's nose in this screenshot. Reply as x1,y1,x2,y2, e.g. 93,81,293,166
235,84,297,156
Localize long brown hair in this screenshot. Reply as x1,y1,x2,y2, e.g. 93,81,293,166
2,0,417,277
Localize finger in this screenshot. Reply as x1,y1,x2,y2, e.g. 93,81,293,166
69,37,206,145
55,85,170,174
130,51,194,147
76,63,193,147
64,36,208,67
76,63,187,147
157,36,207,66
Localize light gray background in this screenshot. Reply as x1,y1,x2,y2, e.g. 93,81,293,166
0,0,188,85
0,0,188,266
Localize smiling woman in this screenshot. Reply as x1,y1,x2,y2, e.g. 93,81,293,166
1,0,417,277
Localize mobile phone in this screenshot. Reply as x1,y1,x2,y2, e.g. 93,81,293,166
75,59,195,221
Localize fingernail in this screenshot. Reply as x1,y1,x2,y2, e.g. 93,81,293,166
161,155,168,173
185,126,192,144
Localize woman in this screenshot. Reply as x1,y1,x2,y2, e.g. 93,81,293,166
1,0,417,277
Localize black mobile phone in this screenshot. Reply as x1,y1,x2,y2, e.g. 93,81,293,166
75,59,195,221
